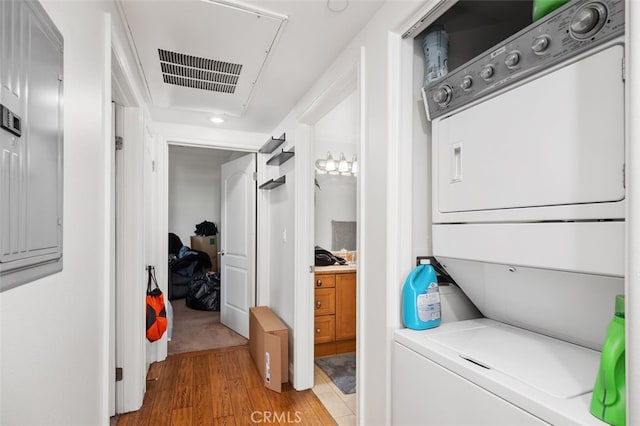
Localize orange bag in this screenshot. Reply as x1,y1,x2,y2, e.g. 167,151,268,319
146,266,167,342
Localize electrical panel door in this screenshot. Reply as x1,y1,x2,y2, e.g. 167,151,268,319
0,0,63,291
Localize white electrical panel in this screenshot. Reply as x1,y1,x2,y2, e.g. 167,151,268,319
0,0,63,291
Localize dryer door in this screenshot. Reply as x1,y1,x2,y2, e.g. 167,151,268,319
434,45,624,217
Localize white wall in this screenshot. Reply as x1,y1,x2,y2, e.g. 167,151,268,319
314,91,358,250
0,1,114,424
168,145,235,244
266,1,427,423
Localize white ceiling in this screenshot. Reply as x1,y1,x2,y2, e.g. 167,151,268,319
118,0,385,133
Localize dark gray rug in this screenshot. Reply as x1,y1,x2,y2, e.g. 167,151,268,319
315,352,356,394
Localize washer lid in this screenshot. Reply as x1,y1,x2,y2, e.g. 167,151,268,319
426,322,601,399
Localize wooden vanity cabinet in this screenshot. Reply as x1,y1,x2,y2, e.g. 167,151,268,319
314,270,356,357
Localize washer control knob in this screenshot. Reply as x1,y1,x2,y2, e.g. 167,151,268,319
460,76,473,90
531,35,550,54
432,85,453,106
480,65,494,80
570,3,607,38
505,51,520,68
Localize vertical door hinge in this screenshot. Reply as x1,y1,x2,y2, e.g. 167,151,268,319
623,163,626,189
622,57,625,82
253,171,258,181
309,265,314,273
115,136,123,151
58,74,63,82
115,367,123,382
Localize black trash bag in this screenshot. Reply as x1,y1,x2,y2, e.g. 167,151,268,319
314,246,347,266
194,220,218,236
186,273,220,311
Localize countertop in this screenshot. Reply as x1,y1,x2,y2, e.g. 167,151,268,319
314,264,357,273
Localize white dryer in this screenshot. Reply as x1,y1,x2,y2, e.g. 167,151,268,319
394,0,625,424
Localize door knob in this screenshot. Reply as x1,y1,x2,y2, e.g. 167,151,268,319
218,250,225,256
316,328,321,333
316,280,322,287
316,301,322,308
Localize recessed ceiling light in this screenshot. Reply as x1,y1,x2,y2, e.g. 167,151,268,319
210,117,225,124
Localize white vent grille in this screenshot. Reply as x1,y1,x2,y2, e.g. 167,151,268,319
158,49,242,93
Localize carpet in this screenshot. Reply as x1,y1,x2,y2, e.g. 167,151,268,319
168,299,247,355
315,352,356,394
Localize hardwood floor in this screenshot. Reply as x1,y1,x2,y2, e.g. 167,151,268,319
117,345,336,426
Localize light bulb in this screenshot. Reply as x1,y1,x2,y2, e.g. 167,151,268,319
325,152,336,172
351,155,358,175
338,152,349,173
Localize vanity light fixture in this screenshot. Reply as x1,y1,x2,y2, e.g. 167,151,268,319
315,151,358,176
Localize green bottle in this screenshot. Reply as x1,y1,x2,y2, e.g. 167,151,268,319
532,0,569,20
590,295,626,426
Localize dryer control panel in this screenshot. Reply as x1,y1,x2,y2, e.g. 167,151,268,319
423,0,625,120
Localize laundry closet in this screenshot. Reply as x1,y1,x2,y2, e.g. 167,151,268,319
394,0,627,424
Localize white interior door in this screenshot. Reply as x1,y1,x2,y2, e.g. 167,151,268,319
221,153,256,338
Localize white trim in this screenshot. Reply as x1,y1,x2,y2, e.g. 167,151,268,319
292,49,364,409
102,13,115,421
257,151,270,307
114,0,153,103
355,46,366,426
115,106,147,414
165,138,257,152
398,0,457,39
111,15,147,108
110,17,148,415
385,31,418,426
626,0,639,422
292,123,314,390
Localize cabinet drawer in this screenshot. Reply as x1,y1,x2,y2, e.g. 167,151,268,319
315,288,336,316
314,315,335,344
314,274,336,288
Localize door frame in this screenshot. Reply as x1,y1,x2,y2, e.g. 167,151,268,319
293,48,365,408
111,19,150,415
159,137,267,315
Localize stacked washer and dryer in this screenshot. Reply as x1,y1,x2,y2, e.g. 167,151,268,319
393,0,626,424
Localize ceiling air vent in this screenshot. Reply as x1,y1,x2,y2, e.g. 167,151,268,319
158,48,242,94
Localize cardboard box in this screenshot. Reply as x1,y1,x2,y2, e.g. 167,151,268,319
249,306,289,392
190,235,218,272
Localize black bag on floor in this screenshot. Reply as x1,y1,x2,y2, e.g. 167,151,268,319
186,273,220,311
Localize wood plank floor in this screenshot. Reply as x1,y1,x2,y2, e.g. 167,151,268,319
117,345,337,426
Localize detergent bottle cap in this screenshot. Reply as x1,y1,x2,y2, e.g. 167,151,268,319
615,294,625,319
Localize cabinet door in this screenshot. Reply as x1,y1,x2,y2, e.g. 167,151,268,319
336,272,356,340
314,288,335,316
314,315,335,344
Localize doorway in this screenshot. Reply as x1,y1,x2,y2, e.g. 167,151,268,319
293,49,364,424
311,90,359,422
166,144,254,355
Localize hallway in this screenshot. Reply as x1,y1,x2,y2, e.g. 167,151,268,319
115,346,336,425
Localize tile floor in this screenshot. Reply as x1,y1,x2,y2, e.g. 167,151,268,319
312,364,356,426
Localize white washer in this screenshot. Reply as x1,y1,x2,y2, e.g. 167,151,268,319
392,320,606,425
395,0,626,424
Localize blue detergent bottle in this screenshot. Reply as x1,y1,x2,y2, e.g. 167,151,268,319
402,264,441,330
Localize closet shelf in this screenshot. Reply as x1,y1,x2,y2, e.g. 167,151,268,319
266,147,295,166
259,133,286,154
259,176,286,190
